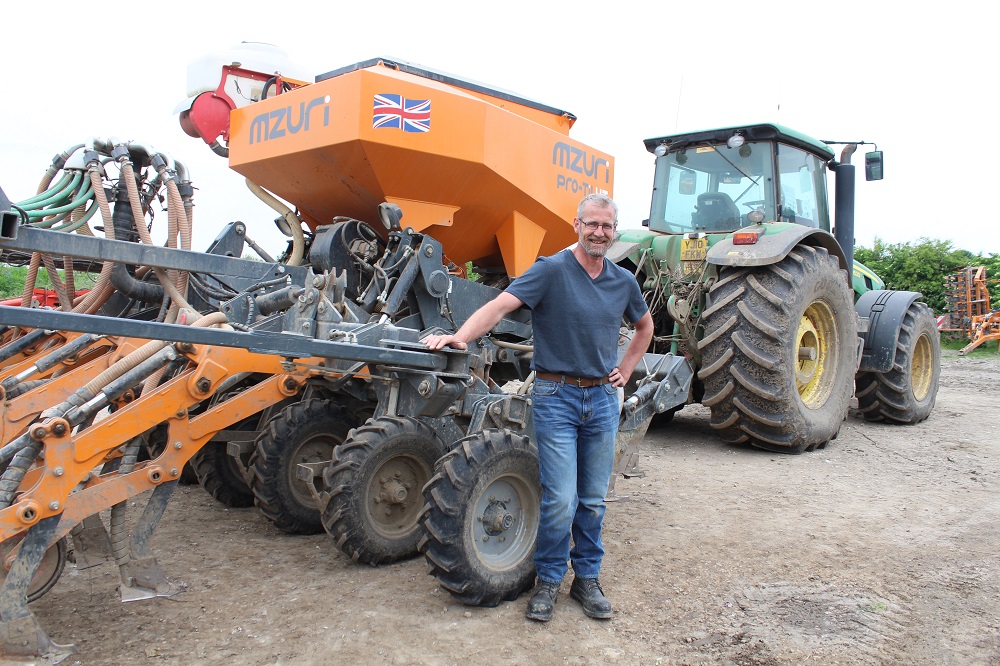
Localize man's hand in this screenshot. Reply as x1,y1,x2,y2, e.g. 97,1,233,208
608,366,627,388
423,334,467,351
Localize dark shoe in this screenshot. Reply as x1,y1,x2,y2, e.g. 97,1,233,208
525,580,561,622
570,577,613,619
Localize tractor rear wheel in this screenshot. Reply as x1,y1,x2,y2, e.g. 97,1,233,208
698,245,857,453
320,417,445,565
420,429,539,606
249,399,355,534
855,301,940,423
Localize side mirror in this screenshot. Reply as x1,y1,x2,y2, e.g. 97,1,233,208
865,151,884,181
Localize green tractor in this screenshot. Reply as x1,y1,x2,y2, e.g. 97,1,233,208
612,123,940,453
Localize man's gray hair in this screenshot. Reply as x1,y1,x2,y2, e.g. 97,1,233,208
577,193,618,221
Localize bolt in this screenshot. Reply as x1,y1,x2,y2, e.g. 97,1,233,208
174,441,183,450
30,426,46,441
424,246,434,256
170,468,179,477
374,496,382,504
385,509,392,516
499,536,505,543
798,346,817,361
283,378,299,392
196,378,211,393
477,514,484,521
53,467,64,477
482,535,489,542
49,501,60,511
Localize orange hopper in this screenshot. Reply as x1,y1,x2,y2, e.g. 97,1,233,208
227,58,614,276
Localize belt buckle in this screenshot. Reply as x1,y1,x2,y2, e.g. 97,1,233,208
576,377,585,387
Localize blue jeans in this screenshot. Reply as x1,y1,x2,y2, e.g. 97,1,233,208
531,378,619,583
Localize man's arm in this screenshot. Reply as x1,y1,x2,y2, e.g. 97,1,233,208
608,311,654,388
423,292,525,350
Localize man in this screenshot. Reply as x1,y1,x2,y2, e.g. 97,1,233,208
424,193,653,621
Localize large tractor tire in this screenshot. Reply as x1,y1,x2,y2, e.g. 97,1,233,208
249,399,356,534
320,417,445,565
855,301,940,423
698,245,857,453
419,429,539,607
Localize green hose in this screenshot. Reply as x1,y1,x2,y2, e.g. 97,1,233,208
18,171,82,210
26,177,94,222
15,171,75,206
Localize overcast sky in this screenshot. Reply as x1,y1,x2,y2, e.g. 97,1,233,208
1,2,994,257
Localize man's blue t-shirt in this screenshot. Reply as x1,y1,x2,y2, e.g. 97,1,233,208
505,249,648,379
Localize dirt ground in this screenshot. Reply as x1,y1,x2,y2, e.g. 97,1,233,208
15,350,1000,665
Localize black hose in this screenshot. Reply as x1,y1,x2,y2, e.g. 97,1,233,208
109,184,165,303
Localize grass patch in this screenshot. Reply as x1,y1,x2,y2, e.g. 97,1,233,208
940,334,999,356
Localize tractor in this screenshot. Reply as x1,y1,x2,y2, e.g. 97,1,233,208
610,124,940,452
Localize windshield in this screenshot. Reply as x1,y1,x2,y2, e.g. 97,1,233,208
648,140,775,234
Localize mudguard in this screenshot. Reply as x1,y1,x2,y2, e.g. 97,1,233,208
855,289,922,373
706,226,849,273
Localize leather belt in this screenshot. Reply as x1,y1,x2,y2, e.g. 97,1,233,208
534,371,611,388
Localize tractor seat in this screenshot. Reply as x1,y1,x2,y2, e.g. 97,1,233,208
692,192,741,231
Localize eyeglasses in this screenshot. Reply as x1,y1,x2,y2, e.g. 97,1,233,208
578,219,616,233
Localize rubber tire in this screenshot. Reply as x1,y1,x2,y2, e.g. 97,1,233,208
419,429,540,607
191,442,255,508
698,245,857,453
320,417,446,565
855,301,940,423
249,399,356,534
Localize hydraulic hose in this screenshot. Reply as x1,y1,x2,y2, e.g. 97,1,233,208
110,436,144,567
246,178,305,266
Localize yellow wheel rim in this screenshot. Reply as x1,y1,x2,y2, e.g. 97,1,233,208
796,301,838,409
911,332,934,401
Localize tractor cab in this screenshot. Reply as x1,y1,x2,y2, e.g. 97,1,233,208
643,124,835,235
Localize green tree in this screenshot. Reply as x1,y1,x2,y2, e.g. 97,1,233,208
854,238,981,314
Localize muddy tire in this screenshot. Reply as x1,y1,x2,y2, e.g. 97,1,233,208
320,417,445,565
249,399,355,534
191,442,254,508
855,301,940,423
698,245,857,453
419,429,539,606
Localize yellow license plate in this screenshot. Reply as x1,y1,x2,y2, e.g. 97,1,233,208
680,237,708,262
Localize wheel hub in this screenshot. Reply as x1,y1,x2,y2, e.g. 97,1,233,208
367,457,427,537
481,499,515,536
796,301,838,409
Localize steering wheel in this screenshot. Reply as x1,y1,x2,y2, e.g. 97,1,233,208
741,200,765,210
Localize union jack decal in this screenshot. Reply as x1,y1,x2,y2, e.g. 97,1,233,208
373,94,431,132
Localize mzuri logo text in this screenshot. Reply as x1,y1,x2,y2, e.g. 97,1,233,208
552,142,611,195
249,95,331,144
